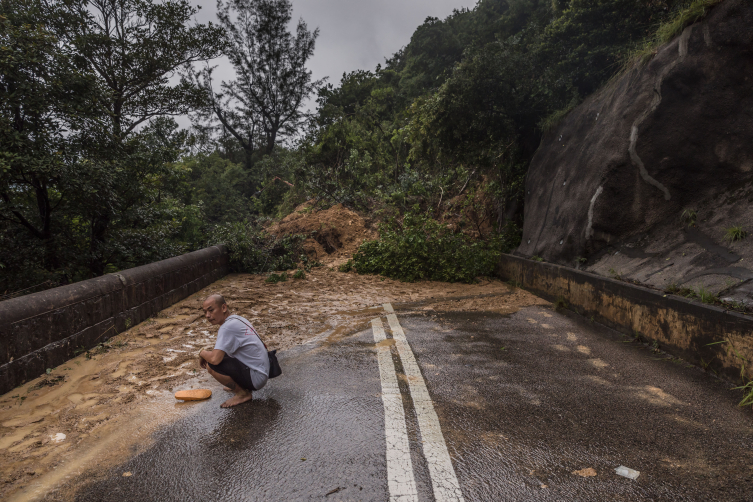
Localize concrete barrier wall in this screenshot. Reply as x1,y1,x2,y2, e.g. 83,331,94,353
0,246,229,395
496,254,753,383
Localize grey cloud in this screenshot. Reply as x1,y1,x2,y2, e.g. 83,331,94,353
194,0,477,85
179,0,475,129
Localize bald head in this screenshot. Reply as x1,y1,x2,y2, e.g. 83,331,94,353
202,294,229,325
206,294,226,307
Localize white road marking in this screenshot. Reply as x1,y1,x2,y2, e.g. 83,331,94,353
372,318,419,502
384,305,466,502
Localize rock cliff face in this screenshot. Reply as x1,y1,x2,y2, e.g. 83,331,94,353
517,0,753,304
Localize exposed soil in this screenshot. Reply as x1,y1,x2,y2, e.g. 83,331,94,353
267,201,378,267
439,179,499,239
0,267,547,501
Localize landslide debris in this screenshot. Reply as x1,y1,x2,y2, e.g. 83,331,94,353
0,267,544,501
267,201,377,267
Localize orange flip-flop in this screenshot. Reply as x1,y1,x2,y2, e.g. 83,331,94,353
174,389,212,401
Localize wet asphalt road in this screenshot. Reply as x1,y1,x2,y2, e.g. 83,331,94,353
71,303,753,501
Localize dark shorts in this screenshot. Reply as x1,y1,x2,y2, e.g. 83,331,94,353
208,355,256,391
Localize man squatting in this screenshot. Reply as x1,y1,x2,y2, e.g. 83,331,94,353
198,294,270,408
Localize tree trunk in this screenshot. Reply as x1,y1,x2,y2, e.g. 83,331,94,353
89,213,110,277
244,146,255,172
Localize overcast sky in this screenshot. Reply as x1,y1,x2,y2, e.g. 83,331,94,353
192,0,479,93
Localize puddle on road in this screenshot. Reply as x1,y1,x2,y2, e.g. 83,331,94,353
375,338,396,348
322,319,373,347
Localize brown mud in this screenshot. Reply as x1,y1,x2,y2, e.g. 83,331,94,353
267,201,377,267
0,268,546,501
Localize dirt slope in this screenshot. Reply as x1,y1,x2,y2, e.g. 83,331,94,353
267,201,377,267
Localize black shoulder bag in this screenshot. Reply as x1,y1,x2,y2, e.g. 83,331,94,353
235,317,282,379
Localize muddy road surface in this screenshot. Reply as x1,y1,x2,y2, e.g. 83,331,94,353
0,271,542,500
3,275,753,500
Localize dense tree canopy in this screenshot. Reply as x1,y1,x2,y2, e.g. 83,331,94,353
297,0,689,222
1,0,101,285
1,0,706,293
1,0,226,289
47,0,223,138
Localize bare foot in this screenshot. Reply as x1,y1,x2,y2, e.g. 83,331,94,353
221,389,253,408
223,386,233,392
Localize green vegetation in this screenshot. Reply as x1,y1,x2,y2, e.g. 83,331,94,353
211,221,305,273
338,260,354,273
707,339,753,408
194,0,321,167
553,296,569,311
681,209,697,227
2,0,722,292
735,380,753,408
724,225,747,243
0,0,313,292
625,0,723,66
665,283,693,296
695,286,718,304
292,269,306,280
352,212,516,283
540,99,580,133
265,272,288,284
656,0,723,43
665,283,725,306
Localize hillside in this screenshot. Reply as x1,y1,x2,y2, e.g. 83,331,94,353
517,0,753,307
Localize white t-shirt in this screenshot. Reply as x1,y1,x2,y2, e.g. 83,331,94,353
215,315,270,390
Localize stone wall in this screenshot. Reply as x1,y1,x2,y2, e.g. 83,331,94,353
0,246,228,395
496,254,753,383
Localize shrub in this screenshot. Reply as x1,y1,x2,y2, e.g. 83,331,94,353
724,225,747,244
293,269,306,279
338,260,354,273
208,221,305,273
696,286,718,304
351,211,513,283
553,296,569,311
265,272,287,284
681,209,697,227
656,0,723,44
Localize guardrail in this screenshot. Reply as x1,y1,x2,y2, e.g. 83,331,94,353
496,254,753,383
0,246,229,395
